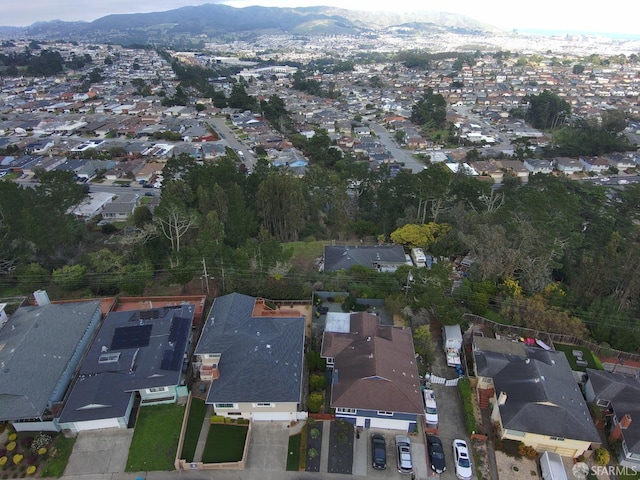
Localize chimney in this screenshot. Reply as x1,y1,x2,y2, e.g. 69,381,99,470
33,290,51,306
498,391,508,406
609,414,632,443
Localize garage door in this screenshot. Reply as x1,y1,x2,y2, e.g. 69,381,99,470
75,418,121,431
252,412,292,421
369,418,411,431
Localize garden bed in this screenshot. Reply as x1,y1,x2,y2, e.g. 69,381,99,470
328,420,353,474
305,421,323,472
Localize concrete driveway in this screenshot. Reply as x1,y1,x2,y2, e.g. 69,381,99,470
63,428,134,478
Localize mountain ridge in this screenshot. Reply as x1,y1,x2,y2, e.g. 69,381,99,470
0,4,498,44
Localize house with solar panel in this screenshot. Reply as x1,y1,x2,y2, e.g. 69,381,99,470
194,293,306,422
58,305,194,432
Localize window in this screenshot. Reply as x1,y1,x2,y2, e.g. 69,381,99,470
148,386,168,393
377,411,393,417
253,403,272,407
549,437,565,442
215,403,235,409
504,429,526,437
326,357,334,365
596,399,611,408
336,407,356,414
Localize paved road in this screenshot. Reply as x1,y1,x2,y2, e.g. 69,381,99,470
209,117,258,171
369,123,426,173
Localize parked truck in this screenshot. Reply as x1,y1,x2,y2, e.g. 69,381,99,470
443,324,462,367
539,451,568,480
410,248,427,268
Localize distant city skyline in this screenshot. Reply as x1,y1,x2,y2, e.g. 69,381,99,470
2,0,639,38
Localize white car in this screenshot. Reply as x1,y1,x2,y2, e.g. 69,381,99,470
453,439,473,479
423,388,438,426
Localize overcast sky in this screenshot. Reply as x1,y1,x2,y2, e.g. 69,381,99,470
3,0,639,36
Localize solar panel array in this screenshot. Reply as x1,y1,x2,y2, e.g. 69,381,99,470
161,317,190,371
111,324,152,350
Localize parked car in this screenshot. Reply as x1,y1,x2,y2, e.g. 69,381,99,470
371,433,386,470
316,306,329,315
453,439,473,479
423,388,438,425
427,435,446,474
395,435,413,475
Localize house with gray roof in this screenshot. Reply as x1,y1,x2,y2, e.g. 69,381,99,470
0,297,102,432
322,245,407,273
58,304,194,432
584,368,640,469
473,337,600,458
321,312,423,432
194,293,305,422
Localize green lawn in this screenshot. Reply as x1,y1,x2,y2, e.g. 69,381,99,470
285,240,330,264
286,433,301,471
126,403,186,471
201,424,248,463
554,343,601,371
40,434,76,478
180,398,207,462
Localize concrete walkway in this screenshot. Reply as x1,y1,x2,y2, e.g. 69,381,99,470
193,405,214,462
319,420,331,473
352,427,367,476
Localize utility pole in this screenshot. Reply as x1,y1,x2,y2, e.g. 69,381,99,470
201,257,210,296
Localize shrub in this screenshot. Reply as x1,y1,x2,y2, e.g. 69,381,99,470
457,377,477,435
307,392,323,413
518,444,537,459
13,453,24,465
308,448,318,460
26,466,36,475
310,428,320,439
210,415,225,424
37,448,47,455
8,433,17,441
309,374,326,391
0,456,7,466
594,448,610,465
6,442,16,452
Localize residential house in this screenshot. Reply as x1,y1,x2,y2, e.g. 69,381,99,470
321,312,423,432
322,245,407,273
193,293,306,422
101,193,139,221
473,160,504,183
579,156,610,173
584,369,640,469
605,153,637,171
524,158,553,175
554,157,584,175
0,294,102,432
497,160,530,182
58,304,195,432
473,337,600,457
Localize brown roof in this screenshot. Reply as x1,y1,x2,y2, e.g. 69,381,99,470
322,313,423,415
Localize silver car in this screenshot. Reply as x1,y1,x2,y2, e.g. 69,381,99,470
395,435,413,474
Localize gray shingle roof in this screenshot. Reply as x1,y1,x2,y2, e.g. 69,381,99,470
0,301,102,422
58,305,194,424
587,368,640,453
475,345,599,443
323,245,406,272
195,293,305,404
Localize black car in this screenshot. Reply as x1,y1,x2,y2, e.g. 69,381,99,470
371,433,386,470
316,306,329,315
427,435,446,474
